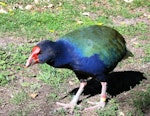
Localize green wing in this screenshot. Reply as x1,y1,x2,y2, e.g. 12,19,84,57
61,25,127,67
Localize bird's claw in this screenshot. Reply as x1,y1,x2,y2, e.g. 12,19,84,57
55,102,79,114
84,101,106,111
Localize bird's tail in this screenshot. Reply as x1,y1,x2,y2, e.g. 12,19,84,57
123,49,134,59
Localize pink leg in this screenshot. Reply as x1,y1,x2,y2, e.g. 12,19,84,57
84,82,107,111
56,82,87,113
99,82,107,107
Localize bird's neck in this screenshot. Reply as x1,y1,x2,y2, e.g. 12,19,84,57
47,40,72,68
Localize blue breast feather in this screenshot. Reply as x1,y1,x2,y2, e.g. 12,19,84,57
53,40,107,81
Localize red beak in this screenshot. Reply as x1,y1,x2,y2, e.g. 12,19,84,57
26,46,40,68
26,54,37,67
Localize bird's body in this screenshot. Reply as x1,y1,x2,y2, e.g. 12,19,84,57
26,25,133,112
36,25,127,81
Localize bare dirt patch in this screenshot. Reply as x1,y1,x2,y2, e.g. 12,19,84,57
110,7,150,26
0,36,28,48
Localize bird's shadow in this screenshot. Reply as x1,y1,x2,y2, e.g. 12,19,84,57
64,71,146,100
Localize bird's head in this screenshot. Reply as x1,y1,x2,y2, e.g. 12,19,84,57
26,40,55,67
26,46,40,67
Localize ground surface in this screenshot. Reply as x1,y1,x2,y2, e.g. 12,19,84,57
0,0,150,116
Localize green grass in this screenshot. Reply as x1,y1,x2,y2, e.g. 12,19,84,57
0,73,10,86
38,64,74,87
2,0,33,4
9,104,36,116
0,11,60,38
0,10,112,39
10,90,28,105
48,92,58,101
0,44,30,83
114,22,149,37
97,99,119,116
132,86,150,115
0,98,3,105
143,44,150,62
131,0,150,8
0,48,13,85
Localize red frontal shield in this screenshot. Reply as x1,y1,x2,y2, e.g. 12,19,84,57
26,46,40,67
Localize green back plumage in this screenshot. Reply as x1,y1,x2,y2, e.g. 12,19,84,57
61,25,127,67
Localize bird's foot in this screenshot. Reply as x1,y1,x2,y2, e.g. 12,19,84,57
84,101,106,111
55,102,80,114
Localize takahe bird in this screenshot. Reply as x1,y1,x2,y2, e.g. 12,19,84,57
26,25,133,112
